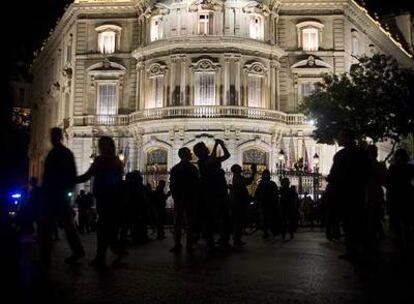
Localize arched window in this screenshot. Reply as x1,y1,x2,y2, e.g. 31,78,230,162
146,64,167,109
192,59,219,106
249,15,264,40
95,25,122,54
242,148,268,172
245,62,267,108
146,149,168,173
296,21,324,52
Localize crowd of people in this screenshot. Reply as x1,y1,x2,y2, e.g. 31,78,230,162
18,127,414,268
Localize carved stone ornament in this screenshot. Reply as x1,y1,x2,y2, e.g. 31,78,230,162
189,0,224,12
147,63,168,76
244,62,268,75
191,59,220,71
243,0,281,16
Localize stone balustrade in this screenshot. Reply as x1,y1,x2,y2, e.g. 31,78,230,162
72,106,305,126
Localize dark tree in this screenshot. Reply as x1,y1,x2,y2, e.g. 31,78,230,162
301,54,414,151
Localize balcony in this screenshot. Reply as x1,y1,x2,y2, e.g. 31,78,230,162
72,106,305,127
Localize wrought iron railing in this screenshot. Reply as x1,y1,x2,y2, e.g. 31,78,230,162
72,106,305,126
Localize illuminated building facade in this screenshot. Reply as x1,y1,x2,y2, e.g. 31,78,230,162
29,0,414,187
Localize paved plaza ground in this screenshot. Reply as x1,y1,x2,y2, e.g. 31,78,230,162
5,229,414,304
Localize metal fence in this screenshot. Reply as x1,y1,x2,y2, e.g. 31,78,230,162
142,170,326,200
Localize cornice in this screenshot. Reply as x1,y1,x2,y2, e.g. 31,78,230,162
133,36,286,60
344,0,413,65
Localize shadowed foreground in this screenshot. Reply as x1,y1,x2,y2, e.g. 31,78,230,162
9,230,414,304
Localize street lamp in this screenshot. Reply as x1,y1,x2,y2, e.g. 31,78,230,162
277,149,285,180
313,153,320,200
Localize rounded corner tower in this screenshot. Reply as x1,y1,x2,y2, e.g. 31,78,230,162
31,0,406,190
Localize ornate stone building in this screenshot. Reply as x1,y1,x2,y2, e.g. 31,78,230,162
29,0,413,186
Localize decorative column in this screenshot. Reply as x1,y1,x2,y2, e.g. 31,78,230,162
169,56,177,106
224,55,230,105
180,55,187,106
135,62,142,111
235,56,241,106
270,60,280,110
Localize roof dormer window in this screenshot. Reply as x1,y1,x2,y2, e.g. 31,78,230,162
296,21,324,52
95,24,122,54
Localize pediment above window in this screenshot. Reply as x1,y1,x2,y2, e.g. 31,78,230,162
191,59,220,71
291,56,331,75
291,56,331,69
95,24,122,33
296,20,324,30
244,62,267,75
87,60,126,78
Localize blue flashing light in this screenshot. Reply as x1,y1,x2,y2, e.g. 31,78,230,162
11,193,22,199
14,200,19,206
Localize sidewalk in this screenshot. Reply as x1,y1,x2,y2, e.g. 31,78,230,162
8,229,414,304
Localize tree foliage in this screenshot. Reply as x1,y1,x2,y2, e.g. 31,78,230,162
300,54,414,145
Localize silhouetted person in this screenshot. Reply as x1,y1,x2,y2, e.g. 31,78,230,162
77,136,127,267
121,171,148,244
366,145,386,243
230,164,256,247
75,190,93,234
39,127,85,265
255,170,279,239
279,178,297,240
323,184,341,241
327,129,369,260
194,139,231,250
386,148,414,249
153,180,170,240
169,147,200,253
302,193,315,228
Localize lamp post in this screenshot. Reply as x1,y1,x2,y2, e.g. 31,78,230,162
277,149,285,182
296,157,304,196
313,153,320,200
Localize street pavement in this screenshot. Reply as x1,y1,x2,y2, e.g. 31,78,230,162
7,229,414,304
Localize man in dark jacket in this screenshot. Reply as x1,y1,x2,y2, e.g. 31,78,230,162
327,129,369,260
39,128,84,265
169,147,200,253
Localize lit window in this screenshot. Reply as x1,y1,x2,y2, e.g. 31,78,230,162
302,28,319,51
147,76,164,108
249,16,264,40
198,13,211,35
247,75,263,107
97,84,117,115
98,31,116,54
301,82,316,98
150,17,162,42
194,72,215,105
